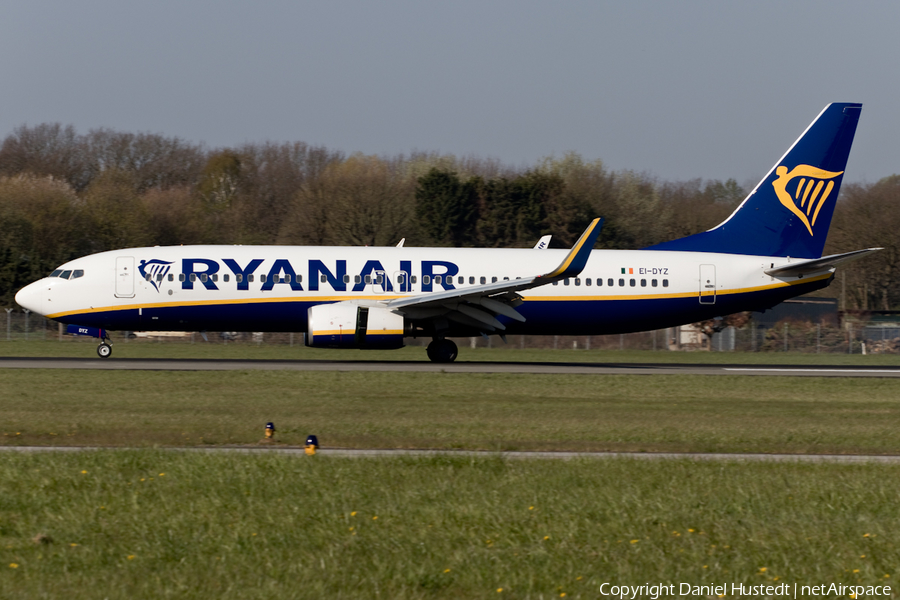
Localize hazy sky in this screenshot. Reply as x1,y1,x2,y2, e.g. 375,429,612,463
2,1,897,185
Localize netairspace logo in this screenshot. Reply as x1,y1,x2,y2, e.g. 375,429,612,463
597,582,891,599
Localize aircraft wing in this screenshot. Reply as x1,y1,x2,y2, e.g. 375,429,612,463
765,248,882,278
383,218,603,332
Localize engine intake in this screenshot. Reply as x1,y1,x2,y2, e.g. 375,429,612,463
306,303,405,349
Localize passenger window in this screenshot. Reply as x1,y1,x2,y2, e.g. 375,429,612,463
179,274,185,282
248,274,255,283
423,275,431,285
480,277,486,284
365,275,372,284
355,275,361,284
343,275,350,284
411,275,417,284
652,279,657,287
564,278,570,286
596,278,602,287
376,274,384,284
224,274,230,282
492,276,498,283
469,276,474,284
236,274,243,283
200,274,208,283
640,279,646,287
630,279,635,287
155,274,163,282
319,274,326,283
434,276,442,285
190,274,197,282
458,276,464,284
553,281,559,286
61,270,72,279
145,274,152,281
663,279,669,287
574,278,581,286
608,278,614,287
212,274,218,282
260,274,267,283
397,274,405,285
50,270,62,277
296,275,302,283
618,278,624,286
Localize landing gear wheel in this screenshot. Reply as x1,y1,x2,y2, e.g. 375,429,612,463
97,343,112,359
426,339,458,363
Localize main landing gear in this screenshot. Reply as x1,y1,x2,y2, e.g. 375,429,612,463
426,338,458,363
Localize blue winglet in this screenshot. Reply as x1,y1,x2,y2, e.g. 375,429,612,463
542,218,603,280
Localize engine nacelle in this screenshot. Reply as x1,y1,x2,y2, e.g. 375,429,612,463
306,302,405,349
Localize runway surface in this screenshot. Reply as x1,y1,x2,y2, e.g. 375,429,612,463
3,356,900,377
2,445,900,463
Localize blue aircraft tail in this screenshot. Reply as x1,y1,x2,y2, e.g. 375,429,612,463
646,103,862,258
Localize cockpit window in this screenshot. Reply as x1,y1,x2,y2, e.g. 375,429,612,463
50,270,62,277
72,270,84,279
60,270,72,279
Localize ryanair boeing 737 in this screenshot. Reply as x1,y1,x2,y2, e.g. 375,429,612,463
15,103,879,362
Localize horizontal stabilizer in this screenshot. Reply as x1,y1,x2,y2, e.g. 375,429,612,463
765,248,882,277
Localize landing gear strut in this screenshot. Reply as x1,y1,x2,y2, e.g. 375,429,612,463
426,339,458,363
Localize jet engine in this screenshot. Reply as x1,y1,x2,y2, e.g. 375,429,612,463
306,302,405,349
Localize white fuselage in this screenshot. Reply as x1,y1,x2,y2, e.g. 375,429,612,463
15,245,831,336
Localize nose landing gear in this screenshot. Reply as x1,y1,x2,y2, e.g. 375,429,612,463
97,342,112,358
65,325,112,358
426,338,458,363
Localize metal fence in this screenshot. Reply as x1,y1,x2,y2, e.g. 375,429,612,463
3,309,898,354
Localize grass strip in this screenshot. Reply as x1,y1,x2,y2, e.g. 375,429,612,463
4,339,900,365
3,371,900,454
0,452,896,599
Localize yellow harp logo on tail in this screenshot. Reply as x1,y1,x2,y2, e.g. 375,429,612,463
772,165,843,236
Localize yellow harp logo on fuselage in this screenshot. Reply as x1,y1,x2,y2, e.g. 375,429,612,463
772,165,843,236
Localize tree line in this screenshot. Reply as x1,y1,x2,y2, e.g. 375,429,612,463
0,122,897,311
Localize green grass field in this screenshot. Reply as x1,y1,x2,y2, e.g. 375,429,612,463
3,370,900,455
4,343,900,596
1,452,896,599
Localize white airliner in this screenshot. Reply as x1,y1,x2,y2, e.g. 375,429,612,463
15,103,878,362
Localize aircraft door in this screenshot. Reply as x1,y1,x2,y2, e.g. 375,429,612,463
115,256,135,298
699,264,716,304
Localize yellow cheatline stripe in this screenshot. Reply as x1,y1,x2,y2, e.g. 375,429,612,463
545,218,600,278
313,330,403,337
47,272,830,319
45,294,398,319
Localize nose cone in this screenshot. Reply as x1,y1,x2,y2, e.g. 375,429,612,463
15,281,44,315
